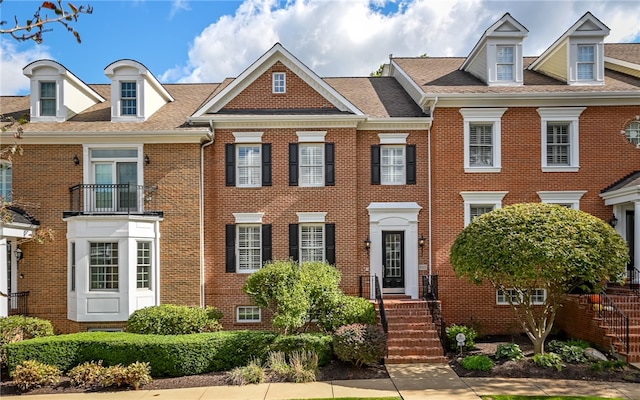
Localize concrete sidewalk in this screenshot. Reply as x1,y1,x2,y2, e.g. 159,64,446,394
13,364,640,399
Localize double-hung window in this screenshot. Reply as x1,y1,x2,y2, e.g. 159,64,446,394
137,242,151,289
120,81,137,116
371,134,416,185
497,288,546,305
496,46,514,81
299,144,325,187
289,132,334,187
460,191,508,226
538,107,584,172
226,213,272,273
226,132,271,187
289,212,336,265
577,45,595,81
273,72,286,93
40,81,56,116
461,108,506,173
0,161,12,203
90,242,119,291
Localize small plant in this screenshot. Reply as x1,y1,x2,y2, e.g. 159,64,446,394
68,360,104,387
533,352,565,371
565,338,591,349
227,358,265,385
460,355,494,371
12,360,61,391
267,351,291,376
494,343,524,361
546,339,587,363
289,350,318,383
99,362,152,390
590,359,626,372
445,324,477,351
333,323,386,367
126,304,222,335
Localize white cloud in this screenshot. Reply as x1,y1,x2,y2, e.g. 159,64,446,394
161,0,640,84
0,42,51,96
170,0,191,19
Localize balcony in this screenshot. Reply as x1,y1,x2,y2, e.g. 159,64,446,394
63,184,163,217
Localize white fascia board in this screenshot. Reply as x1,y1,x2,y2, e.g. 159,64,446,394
0,130,211,144
190,114,365,129
426,91,640,108
142,70,174,102
357,117,432,131
605,57,640,72
600,186,640,205
389,59,427,108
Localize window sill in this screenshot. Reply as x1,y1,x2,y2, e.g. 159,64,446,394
542,166,579,172
465,167,502,173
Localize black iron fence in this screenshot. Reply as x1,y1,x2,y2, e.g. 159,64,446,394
422,275,447,349
629,266,639,295
589,292,630,355
8,291,29,316
66,184,161,216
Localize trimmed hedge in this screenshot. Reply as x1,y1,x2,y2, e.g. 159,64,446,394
5,330,333,377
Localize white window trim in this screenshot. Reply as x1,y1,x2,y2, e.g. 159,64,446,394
0,160,12,203
298,143,325,188
233,132,264,143
236,306,261,323
136,241,152,290
486,39,524,86
496,45,515,82
460,108,507,173
272,72,286,94
537,190,586,210
296,212,327,223
378,133,408,144
537,107,585,172
299,223,326,263
497,288,547,305
568,39,605,86
235,144,262,188
297,131,327,143
110,78,144,122
233,213,264,224
460,191,508,226
235,224,262,273
380,145,406,185
31,79,63,122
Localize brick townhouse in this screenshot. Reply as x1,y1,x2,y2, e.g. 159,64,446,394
1,11,639,360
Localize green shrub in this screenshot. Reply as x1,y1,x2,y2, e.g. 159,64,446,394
227,359,265,385
333,323,386,367
205,306,224,322
126,304,222,335
1,316,55,365
289,350,318,383
445,324,477,351
590,359,626,372
460,355,494,371
5,330,281,377
546,340,587,363
317,295,376,332
565,339,591,349
12,360,61,391
68,360,104,387
533,352,565,371
494,343,524,361
269,333,333,366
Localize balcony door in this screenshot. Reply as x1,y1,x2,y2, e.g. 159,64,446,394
91,148,139,213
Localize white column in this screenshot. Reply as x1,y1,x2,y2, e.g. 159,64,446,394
0,239,8,317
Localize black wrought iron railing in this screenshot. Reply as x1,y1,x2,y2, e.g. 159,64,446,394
629,266,639,295
65,184,161,216
590,292,630,355
374,275,388,335
8,291,29,316
358,275,375,299
422,274,447,349
422,274,439,301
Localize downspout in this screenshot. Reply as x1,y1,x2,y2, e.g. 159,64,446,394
428,97,438,279
199,122,215,308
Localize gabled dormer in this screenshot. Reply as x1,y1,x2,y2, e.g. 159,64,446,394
22,60,105,122
528,12,610,86
460,13,528,86
104,60,174,122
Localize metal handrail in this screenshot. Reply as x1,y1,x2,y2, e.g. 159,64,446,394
66,184,160,216
8,291,29,316
374,275,388,335
591,292,630,355
422,275,447,349
422,274,439,301
629,266,639,295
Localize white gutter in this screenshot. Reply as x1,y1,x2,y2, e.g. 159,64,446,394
199,123,215,308
427,96,438,280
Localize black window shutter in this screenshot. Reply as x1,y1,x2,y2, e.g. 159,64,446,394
262,143,272,186
289,143,298,186
325,143,335,186
225,144,235,187
406,144,417,185
371,145,381,185
289,224,299,262
262,224,272,264
225,224,236,273
326,223,336,265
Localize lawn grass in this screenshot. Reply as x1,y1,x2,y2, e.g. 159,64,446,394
291,398,401,400
482,396,626,400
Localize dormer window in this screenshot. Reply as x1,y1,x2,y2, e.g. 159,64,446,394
577,45,595,80
273,72,286,93
120,82,137,116
39,82,57,116
496,46,514,81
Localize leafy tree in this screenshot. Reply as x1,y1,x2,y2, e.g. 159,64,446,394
450,203,628,354
0,0,92,44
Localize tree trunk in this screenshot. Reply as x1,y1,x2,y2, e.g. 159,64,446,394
532,336,545,354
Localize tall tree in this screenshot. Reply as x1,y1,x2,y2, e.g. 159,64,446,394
0,0,92,43
450,203,629,354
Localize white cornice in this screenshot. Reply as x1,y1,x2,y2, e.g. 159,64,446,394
0,130,210,144
191,114,366,129
357,118,431,131
426,91,640,108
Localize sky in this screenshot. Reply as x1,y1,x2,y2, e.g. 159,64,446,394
1,0,639,96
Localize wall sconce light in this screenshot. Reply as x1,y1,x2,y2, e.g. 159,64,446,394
15,247,23,261
364,237,371,253
418,234,426,254
73,155,80,165
145,155,150,165
609,214,618,228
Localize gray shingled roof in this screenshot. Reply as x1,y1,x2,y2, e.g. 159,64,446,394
606,43,640,64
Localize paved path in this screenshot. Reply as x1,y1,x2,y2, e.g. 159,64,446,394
13,364,640,399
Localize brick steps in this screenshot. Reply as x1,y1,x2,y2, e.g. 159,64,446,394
375,299,446,364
